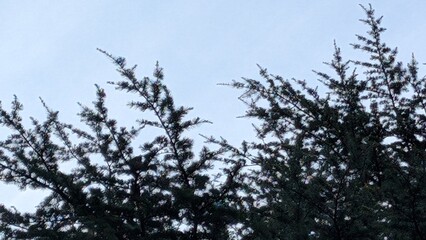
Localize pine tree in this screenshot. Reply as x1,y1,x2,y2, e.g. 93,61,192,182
0,51,243,239
1,4,425,240
225,4,426,239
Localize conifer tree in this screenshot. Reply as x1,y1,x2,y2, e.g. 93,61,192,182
224,4,426,239
0,4,425,240
0,51,243,239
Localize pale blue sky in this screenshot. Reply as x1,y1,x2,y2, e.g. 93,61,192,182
1,1,425,212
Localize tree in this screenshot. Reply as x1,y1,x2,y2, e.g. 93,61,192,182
0,51,243,239
1,4,426,240
224,4,426,240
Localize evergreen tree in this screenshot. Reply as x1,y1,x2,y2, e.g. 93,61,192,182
0,51,243,239
1,4,425,240
224,4,426,240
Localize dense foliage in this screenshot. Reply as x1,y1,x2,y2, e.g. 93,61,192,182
0,5,425,240
0,52,243,239
228,5,426,239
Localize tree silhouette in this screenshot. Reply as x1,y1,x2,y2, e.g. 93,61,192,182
1,4,425,240
225,4,426,240
0,51,243,239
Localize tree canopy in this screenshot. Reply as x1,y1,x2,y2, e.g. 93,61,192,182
0,5,425,240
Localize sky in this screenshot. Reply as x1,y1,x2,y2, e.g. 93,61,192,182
1,1,426,213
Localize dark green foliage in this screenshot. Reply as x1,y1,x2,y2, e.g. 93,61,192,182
224,4,426,240
0,51,243,239
1,4,425,240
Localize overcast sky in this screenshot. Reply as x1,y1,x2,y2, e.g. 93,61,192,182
1,1,426,213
